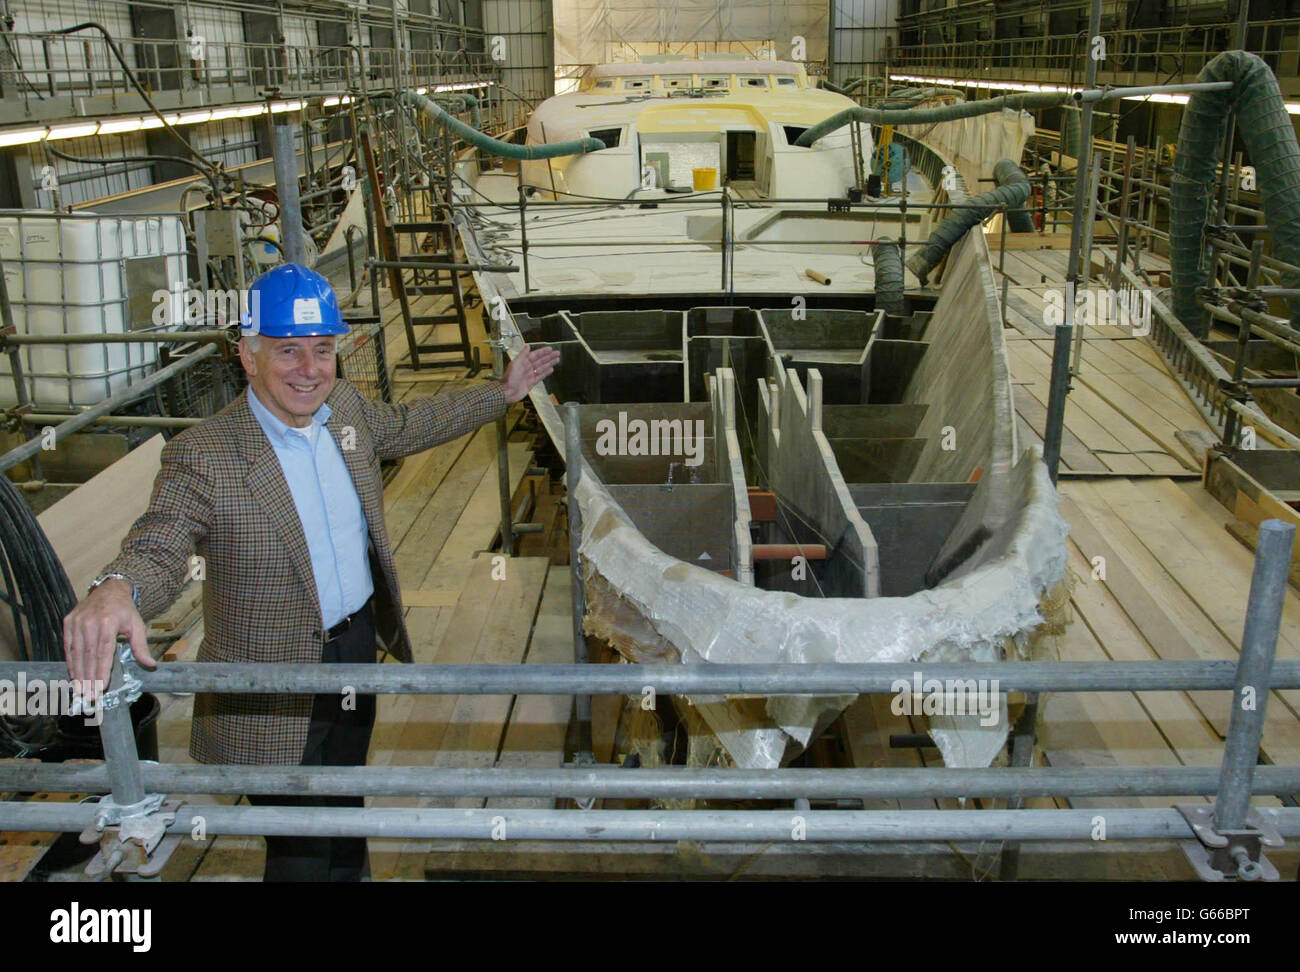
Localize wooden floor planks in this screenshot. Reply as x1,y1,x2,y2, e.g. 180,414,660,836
990,238,1208,478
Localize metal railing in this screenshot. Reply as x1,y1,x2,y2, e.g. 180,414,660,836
892,21,1300,88
0,518,1296,875
0,32,499,121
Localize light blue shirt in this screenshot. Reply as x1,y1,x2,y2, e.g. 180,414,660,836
247,387,373,630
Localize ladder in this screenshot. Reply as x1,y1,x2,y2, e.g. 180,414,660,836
359,127,481,376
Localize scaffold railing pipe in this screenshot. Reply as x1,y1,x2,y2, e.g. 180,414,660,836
5,658,1300,696
2,762,1298,802
0,802,1296,843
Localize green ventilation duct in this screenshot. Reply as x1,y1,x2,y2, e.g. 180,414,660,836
994,159,1036,233
905,159,1033,284
793,91,1070,148
399,91,604,160
1169,50,1300,336
872,239,906,316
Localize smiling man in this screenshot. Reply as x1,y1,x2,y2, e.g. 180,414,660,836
62,263,558,881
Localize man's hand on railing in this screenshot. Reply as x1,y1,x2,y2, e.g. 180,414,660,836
63,578,155,701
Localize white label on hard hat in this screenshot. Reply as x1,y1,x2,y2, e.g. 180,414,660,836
293,298,323,324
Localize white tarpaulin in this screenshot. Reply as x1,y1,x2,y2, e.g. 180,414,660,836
553,0,828,68
901,109,1037,192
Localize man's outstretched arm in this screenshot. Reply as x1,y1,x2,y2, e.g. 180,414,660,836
63,437,215,697
358,344,560,460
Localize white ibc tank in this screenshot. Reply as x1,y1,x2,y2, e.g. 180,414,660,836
0,213,187,408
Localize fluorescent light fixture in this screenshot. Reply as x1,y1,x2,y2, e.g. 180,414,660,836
269,99,303,113
235,104,266,117
323,96,341,106
889,71,1300,113
46,122,99,140
432,81,490,93
96,117,144,135
139,113,181,129
207,106,242,121
1122,92,1190,105
414,86,427,95
177,109,213,125
890,72,1068,94
0,127,47,146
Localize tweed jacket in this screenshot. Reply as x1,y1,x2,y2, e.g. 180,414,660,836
102,378,506,765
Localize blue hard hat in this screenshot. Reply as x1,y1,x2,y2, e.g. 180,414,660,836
241,263,349,338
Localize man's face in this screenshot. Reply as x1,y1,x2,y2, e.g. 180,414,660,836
239,335,337,428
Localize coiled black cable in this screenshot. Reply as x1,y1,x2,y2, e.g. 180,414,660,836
0,472,76,664
0,473,77,756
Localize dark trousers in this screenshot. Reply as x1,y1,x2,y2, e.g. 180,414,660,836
247,603,376,882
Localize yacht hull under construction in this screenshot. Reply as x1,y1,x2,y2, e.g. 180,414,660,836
452,62,1070,770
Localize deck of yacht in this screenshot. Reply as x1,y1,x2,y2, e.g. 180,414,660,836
464,168,934,301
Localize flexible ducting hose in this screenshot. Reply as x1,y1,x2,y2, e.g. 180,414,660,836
905,159,1032,284
399,91,604,160
872,239,906,316
432,93,480,130
876,87,967,110
994,159,1036,232
371,92,481,143
1169,50,1300,336
793,91,1070,148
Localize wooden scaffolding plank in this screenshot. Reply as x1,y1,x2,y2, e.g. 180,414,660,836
1012,381,1110,473
384,427,478,551
488,568,575,809
371,554,549,880
1066,368,1200,470
1061,481,1300,767
391,426,498,586
414,440,533,593
423,568,573,878
35,434,165,596
1038,595,1192,811
1063,543,1226,776
430,556,551,809
1091,477,1300,690
1007,342,1170,475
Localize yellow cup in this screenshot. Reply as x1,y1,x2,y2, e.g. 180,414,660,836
692,167,718,190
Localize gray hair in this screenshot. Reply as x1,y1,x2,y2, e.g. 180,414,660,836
241,333,338,354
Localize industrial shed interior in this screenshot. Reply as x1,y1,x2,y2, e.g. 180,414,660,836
0,0,1298,887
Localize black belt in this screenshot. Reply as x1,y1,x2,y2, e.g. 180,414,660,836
325,599,372,642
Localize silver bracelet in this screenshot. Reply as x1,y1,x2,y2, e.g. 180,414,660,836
89,572,140,607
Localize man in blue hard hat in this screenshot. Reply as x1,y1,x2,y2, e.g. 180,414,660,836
62,263,559,881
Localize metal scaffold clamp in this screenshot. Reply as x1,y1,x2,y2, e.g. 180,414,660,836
91,788,168,830
82,796,185,882
1175,803,1284,882
65,644,143,724
566,751,597,811
101,643,144,711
